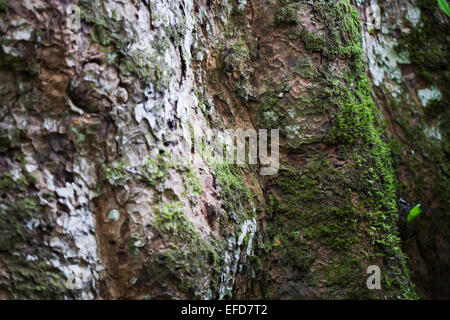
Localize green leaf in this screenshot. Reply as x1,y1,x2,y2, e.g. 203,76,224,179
438,0,450,18
407,204,422,224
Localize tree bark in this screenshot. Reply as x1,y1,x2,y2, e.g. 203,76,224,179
0,0,447,299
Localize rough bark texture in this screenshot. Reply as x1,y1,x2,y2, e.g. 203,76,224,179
356,0,449,299
0,0,447,299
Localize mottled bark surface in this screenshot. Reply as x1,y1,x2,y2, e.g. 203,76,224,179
0,0,447,300
357,0,449,299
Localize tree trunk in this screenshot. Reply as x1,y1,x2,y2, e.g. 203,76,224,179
0,0,447,299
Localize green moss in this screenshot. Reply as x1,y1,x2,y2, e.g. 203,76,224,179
265,153,415,298
323,257,362,289
0,0,8,12
327,79,372,145
214,162,253,211
296,27,325,52
230,39,250,58
146,202,222,298
102,159,127,185
143,157,169,186
182,166,203,197
286,0,364,72
274,0,301,25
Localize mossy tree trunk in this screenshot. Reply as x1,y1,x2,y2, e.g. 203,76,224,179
0,0,446,300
